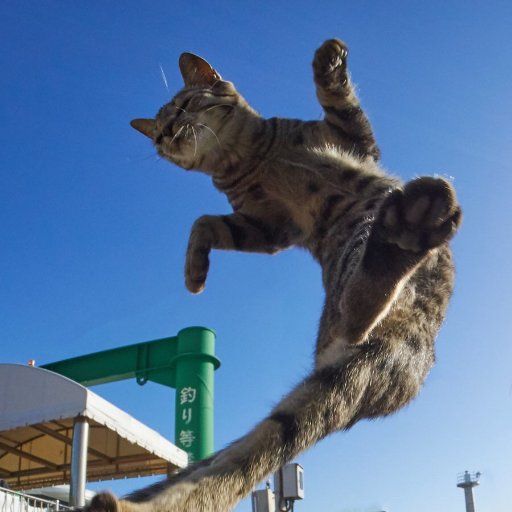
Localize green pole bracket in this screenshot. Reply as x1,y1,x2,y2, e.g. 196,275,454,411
41,326,220,462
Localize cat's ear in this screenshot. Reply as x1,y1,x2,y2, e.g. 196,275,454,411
179,53,222,88
130,118,156,139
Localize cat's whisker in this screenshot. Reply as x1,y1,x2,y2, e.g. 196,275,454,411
126,152,158,163
191,125,198,156
169,125,185,146
197,123,221,148
159,63,169,92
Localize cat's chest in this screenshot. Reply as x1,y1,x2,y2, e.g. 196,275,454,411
227,166,342,234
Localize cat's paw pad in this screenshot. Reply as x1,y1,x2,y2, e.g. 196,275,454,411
378,177,462,252
87,492,120,512
313,38,349,90
185,245,210,294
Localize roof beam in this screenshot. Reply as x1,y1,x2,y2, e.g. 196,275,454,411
7,453,163,479
0,440,60,470
32,424,113,463
8,462,170,490
4,465,64,480
82,452,161,468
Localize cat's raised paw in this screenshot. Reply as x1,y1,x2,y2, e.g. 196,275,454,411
313,38,349,90
377,177,462,253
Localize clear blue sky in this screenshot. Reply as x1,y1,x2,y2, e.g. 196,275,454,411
1,1,511,511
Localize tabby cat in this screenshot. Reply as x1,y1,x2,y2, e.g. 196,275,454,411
91,38,461,512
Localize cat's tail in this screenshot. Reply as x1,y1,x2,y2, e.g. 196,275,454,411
88,342,415,512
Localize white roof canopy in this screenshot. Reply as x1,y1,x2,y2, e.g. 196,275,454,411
0,364,187,490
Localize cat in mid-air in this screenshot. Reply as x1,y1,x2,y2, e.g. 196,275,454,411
90,38,461,512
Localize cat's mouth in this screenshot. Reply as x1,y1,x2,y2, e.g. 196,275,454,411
156,123,180,147
155,119,182,144
156,123,198,169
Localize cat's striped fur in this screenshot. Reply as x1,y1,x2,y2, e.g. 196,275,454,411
91,39,461,512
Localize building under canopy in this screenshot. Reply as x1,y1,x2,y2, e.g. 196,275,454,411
0,364,187,506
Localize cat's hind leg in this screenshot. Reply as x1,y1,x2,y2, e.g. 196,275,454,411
313,39,380,160
370,177,462,254
86,354,377,512
316,177,461,368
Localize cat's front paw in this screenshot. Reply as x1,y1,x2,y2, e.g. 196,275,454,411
377,177,462,252
185,244,210,294
313,38,349,91
185,217,214,294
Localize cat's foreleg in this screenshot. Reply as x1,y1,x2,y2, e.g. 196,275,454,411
186,212,299,293
313,38,380,160
316,177,461,367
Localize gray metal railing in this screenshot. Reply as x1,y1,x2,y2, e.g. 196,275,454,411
457,471,481,486
0,487,72,512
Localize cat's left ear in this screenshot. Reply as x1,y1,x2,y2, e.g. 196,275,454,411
179,53,222,88
130,118,156,139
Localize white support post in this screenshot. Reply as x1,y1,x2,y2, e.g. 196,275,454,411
70,416,89,507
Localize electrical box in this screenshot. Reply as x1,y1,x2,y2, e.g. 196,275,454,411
251,488,275,512
282,463,304,500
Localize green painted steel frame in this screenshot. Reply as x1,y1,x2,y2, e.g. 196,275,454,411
42,327,221,462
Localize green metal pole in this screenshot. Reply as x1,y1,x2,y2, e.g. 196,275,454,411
42,327,221,463
174,327,220,462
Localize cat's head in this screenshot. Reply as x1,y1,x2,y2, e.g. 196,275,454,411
131,53,259,174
